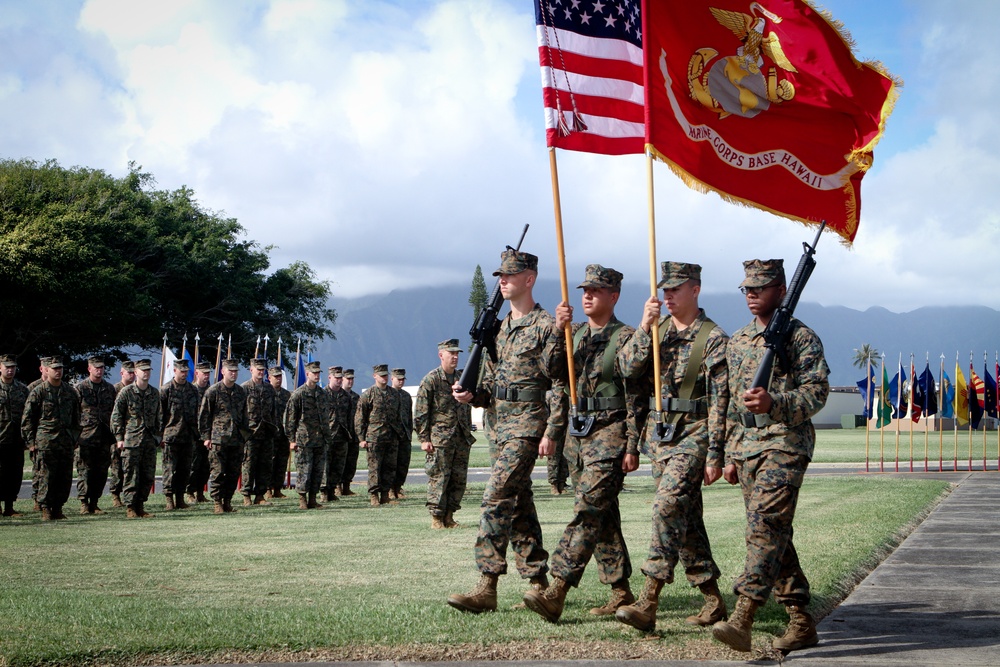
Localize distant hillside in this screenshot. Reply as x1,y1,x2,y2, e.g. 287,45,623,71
316,280,1000,390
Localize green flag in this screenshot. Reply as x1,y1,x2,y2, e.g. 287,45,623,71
876,364,893,428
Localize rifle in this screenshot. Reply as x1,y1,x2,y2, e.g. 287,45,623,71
745,221,826,427
457,224,529,394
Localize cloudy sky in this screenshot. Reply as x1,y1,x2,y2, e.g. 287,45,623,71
1,0,996,312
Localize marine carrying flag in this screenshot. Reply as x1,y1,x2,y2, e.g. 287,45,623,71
535,0,644,155
642,0,898,242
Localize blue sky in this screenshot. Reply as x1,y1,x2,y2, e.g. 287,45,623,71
1,0,997,313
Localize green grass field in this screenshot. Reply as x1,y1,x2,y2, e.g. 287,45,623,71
0,472,949,667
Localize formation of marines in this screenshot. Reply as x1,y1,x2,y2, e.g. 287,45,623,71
0,247,830,655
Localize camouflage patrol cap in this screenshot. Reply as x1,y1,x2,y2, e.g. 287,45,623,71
37,356,51,367
577,264,623,290
222,359,240,370
195,361,212,372
438,339,462,352
392,368,406,379
172,358,190,369
250,357,268,370
373,364,389,376
658,261,702,289
492,249,538,276
121,360,135,372
43,356,65,369
305,361,322,373
740,259,785,288
268,367,283,378
87,356,105,368
0,354,16,367
328,366,343,378
343,369,355,379
134,359,152,371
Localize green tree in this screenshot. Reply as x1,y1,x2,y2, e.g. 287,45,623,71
853,344,880,370
0,159,336,379
468,264,488,322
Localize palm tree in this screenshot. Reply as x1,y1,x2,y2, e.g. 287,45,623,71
853,344,880,370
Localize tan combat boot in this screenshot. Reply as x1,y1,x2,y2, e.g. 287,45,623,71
253,494,272,506
341,483,356,496
41,507,53,521
298,494,309,510
686,579,728,626
615,576,665,633
164,494,175,511
242,494,253,507
772,604,818,652
394,487,406,499
126,506,140,519
111,494,124,508
431,515,446,529
447,573,499,614
370,493,380,507
444,511,459,528
137,502,154,518
186,492,199,505
223,498,237,513
319,491,329,503
196,490,209,503
174,493,189,509
523,576,571,623
307,492,324,509
512,573,549,609
80,500,91,515
272,488,286,499
52,506,67,520
712,595,760,653
213,501,225,514
90,500,104,515
33,500,41,512
590,580,636,616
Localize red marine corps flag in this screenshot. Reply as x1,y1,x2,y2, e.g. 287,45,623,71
643,0,899,242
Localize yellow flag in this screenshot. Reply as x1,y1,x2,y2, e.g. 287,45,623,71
955,363,969,426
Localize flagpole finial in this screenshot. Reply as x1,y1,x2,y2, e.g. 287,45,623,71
195,332,200,342
264,334,270,342
183,332,188,342
218,333,224,341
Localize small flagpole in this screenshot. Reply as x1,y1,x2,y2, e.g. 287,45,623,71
254,335,261,359
894,352,901,472
159,333,168,388
879,353,885,472
215,334,223,385
923,351,929,472
939,353,945,471
954,352,960,471
996,351,999,472
181,332,188,360
194,332,200,365
645,151,665,420
983,350,988,471
294,337,302,390
264,334,270,363
864,354,872,473
277,336,283,369
546,148,579,423
908,352,914,472
226,334,232,360
969,351,974,471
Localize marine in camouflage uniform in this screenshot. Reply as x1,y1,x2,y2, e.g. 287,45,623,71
111,359,162,519
0,355,29,516
109,360,136,507
21,356,81,521
284,361,331,509
321,366,351,502
414,340,475,529
186,362,213,503
241,358,277,506
615,262,730,633
339,369,361,496
712,259,830,654
448,249,568,614
26,358,52,511
522,265,639,623
355,364,406,505
199,359,249,513
160,358,200,510
74,356,117,515
390,368,413,499
268,367,292,498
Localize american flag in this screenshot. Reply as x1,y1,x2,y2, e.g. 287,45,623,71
535,0,644,155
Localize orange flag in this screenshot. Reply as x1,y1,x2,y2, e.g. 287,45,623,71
643,0,899,242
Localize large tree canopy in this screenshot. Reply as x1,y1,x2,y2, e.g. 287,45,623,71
0,159,335,378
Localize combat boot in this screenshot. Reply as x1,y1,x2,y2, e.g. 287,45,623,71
2,501,21,517
299,494,309,510
512,573,549,609
111,493,124,508
307,492,324,509
213,502,225,515
379,490,391,505
319,491,330,503
444,511,459,528
242,494,253,507
90,500,104,515
137,503,154,518
41,507,53,521
52,507,67,520
196,490,209,503
80,500,92,515
431,515,446,529
126,506,140,519
186,492,199,505
370,493,380,507
772,604,819,652
341,483,356,496
223,498,237,513
447,573,499,614
164,494,175,511
33,500,41,512
523,576,571,623
253,494,272,506
272,488,287,499
174,493,189,510
264,489,274,500
712,595,760,653
590,580,635,616
686,579,728,626
615,576,665,633
394,487,406,499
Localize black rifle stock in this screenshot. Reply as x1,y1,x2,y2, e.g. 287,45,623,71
750,221,826,392
457,224,529,394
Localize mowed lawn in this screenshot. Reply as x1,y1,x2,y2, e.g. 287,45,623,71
0,471,949,667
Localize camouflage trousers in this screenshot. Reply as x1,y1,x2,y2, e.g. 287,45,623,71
393,437,412,490
187,441,210,495
475,437,548,579
162,436,195,495
270,436,290,490
341,438,360,488
549,426,631,587
121,444,156,508
294,445,326,495
241,433,274,498
209,443,244,502
0,445,25,503
35,448,73,510
321,437,348,495
75,438,113,503
108,441,124,495
642,452,721,586
424,439,472,517
31,448,40,500
733,450,811,605
365,439,397,496
547,434,569,492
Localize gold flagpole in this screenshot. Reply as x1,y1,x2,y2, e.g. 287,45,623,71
983,351,988,471
954,352,959,470
923,351,929,471
879,353,885,472
908,352,914,472
864,354,872,472
894,352,901,472
254,335,261,359
181,332,187,360
194,332,200,365
996,351,999,472
158,333,168,388
547,148,579,418
968,352,974,470
939,353,944,471
646,151,664,419
226,334,232,360
294,337,302,390
263,334,270,364
214,334,223,384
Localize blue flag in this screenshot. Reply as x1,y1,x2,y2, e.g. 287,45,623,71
888,367,907,418
917,365,937,417
984,363,998,419
856,366,877,418
940,370,955,419
183,349,195,382
296,354,306,390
